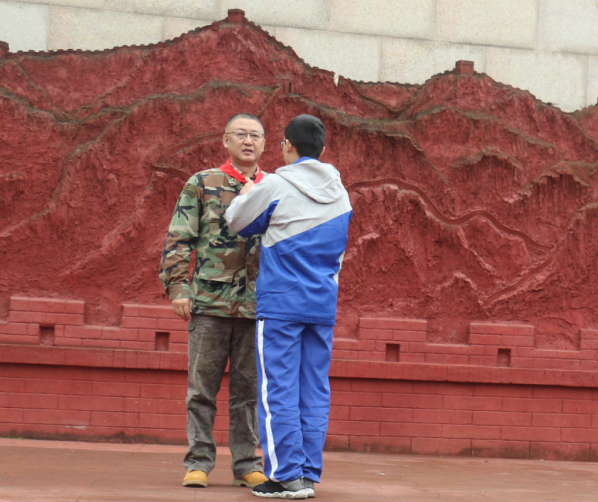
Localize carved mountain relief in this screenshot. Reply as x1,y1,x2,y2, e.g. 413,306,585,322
1,12,597,351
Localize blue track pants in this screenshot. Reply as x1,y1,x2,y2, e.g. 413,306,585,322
256,317,333,483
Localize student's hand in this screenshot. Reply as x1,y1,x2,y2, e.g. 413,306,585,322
240,177,254,195
172,298,192,321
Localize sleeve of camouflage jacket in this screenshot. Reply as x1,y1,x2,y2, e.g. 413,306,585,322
159,175,202,300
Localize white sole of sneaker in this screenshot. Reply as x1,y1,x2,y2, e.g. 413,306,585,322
252,488,310,499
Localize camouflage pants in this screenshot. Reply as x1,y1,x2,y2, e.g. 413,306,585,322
184,314,263,478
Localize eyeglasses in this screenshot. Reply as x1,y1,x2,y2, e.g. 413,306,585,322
225,130,264,141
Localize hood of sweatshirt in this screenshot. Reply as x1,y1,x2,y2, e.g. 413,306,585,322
275,159,345,204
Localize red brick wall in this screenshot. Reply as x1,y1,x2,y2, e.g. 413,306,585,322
327,379,598,461
2,296,598,461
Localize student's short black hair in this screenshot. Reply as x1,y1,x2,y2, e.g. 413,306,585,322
284,114,325,159
226,113,264,133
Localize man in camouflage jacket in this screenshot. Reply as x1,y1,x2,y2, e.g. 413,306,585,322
159,113,268,489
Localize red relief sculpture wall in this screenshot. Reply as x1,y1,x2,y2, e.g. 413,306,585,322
2,11,598,461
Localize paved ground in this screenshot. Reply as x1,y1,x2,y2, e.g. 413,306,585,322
1,437,598,501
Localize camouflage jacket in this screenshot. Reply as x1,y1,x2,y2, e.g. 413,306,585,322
159,168,262,319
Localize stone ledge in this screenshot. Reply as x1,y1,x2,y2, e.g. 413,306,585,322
3,343,598,388
0,343,187,372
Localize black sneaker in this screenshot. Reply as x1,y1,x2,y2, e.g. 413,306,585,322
252,479,309,499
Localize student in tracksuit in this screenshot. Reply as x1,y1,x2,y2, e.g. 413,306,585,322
225,114,352,499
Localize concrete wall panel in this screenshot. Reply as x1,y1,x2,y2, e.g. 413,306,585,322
7,0,217,19
588,56,598,108
7,0,108,8
163,17,212,42
484,46,511,85
328,0,435,39
273,27,381,82
48,6,164,51
486,47,586,112
380,38,486,85
436,0,538,49
219,0,330,30
105,0,216,19
0,0,49,52
538,0,598,54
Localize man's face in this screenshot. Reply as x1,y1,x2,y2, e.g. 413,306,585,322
223,118,265,168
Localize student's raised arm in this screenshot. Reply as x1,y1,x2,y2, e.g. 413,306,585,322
225,176,280,237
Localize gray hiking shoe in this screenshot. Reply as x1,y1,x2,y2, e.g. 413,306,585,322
301,477,315,498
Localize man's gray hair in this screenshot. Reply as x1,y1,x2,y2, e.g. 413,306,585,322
226,113,264,133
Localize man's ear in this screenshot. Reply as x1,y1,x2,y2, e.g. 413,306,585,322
222,134,229,149
321,146,326,157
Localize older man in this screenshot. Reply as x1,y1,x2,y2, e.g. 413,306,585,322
159,113,269,489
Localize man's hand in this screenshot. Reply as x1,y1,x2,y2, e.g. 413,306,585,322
240,177,254,195
172,298,192,321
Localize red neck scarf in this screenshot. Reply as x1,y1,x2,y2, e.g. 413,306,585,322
219,158,264,184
